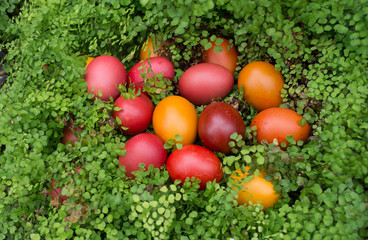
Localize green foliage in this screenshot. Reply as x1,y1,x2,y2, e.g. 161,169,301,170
163,134,184,151
0,0,23,40
0,0,367,239
263,180,368,239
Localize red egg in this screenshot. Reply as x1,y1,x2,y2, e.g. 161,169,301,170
128,57,175,93
49,180,68,204
85,55,127,101
178,63,234,105
113,94,154,136
118,133,167,178
250,107,310,149
61,124,83,147
166,145,223,190
198,102,245,154
49,167,81,206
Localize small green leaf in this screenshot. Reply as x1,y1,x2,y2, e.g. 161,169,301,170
157,207,165,214
243,155,252,164
305,222,316,233
185,217,193,225
200,39,208,47
83,192,91,199
214,37,224,45
214,46,223,53
286,135,296,145
106,214,113,223
170,185,177,191
116,117,122,126
266,28,276,36
189,211,198,218
168,194,175,203
132,194,140,203
140,0,149,6
230,132,238,140
312,184,323,195
256,155,265,165
299,117,307,127
214,218,221,226
204,42,212,50
102,206,108,214
136,205,143,213
142,202,150,209
160,186,168,193
150,201,158,208
80,147,88,152
97,221,106,230
30,234,41,240
105,124,113,132
323,215,334,227
174,134,183,141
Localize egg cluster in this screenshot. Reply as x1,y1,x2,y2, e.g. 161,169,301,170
57,36,311,210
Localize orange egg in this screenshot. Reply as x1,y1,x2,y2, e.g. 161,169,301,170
152,96,198,145
140,37,164,60
250,107,310,149
230,166,280,210
238,61,284,111
85,57,94,68
203,37,238,74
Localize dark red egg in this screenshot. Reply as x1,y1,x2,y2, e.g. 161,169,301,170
198,102,245,154
61,124,83,147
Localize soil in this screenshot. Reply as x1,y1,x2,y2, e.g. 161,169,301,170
0,50,8,90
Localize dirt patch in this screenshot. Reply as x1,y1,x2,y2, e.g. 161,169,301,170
0,50,8,90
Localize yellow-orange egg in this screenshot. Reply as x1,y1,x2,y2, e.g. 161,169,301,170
152,96,198,145
230,166,280,210
85,57,94,68
140,37,164,60
203,37,238,74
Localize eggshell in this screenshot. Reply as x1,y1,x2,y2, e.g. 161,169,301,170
178,63,234,105
128,57,175,93
85,55,127,101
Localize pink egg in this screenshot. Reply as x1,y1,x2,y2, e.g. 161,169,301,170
178,63,234,105
128,57,175,93
85,55,127,101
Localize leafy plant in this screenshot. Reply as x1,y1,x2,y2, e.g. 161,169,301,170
0,0,367,239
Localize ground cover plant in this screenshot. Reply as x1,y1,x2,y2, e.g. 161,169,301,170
0,0,367,239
